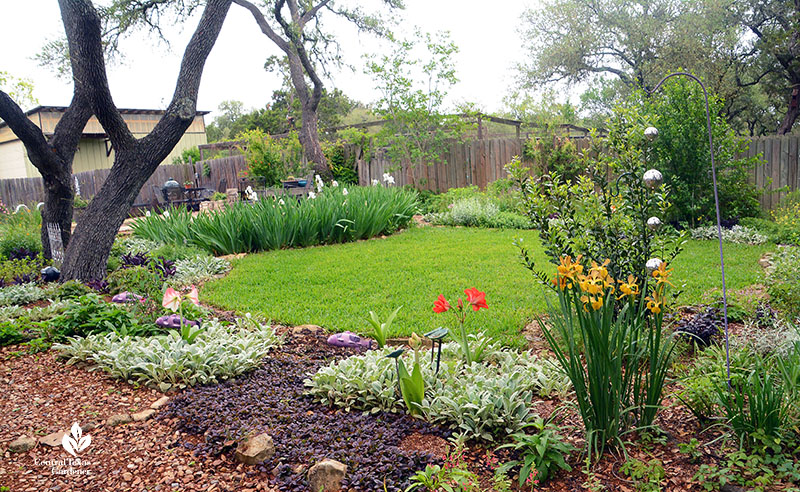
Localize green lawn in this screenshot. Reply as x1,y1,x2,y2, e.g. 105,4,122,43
203,226,772,347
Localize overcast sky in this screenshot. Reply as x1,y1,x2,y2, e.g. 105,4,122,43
1,0,535,119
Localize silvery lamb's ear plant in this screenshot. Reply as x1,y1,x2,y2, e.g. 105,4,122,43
54,319,282,391
0,283,48,307
305,334,571,441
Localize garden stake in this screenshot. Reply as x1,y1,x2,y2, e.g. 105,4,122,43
650,72,732,389
387,348,406,392
424,328,449,375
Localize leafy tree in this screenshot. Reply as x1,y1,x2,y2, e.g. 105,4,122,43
0,72,37,111
630,78,761,225
517,0,793,135
231,0,402,176
735,0,800,134
367,31,471,186
0,0,233,280
206,89,358,142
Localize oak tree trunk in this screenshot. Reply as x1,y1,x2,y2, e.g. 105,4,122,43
778,87,799,135
299,101,328,176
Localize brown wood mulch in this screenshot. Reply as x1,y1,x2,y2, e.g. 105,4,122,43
0,348,275,492
1,322,795,491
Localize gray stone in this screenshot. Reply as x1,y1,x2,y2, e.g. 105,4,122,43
150,396,170,410
308,459,347,492
131,409,156,422
106,413,132,426
9,436,37,453
40,431,66,447
234,433,275,465
292,324,324,336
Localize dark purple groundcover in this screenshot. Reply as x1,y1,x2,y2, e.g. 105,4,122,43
161,336,445,491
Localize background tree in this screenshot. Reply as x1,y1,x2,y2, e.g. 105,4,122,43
516,0,793,135
2,0,233,280
0,72,38,111
231,0,402,176
735,0,800,134
205,88,358,142
367,31,471,186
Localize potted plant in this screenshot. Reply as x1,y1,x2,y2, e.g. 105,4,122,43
184,180,193,189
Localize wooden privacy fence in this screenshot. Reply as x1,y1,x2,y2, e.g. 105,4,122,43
739,135,800,210
357,137,590,191
0,135,798,211
0,155,247,208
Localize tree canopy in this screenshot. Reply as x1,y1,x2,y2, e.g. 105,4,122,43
517,0,799,135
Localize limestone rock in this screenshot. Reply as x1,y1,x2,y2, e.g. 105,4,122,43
106,413,133,426
292,324,324,336
308,459,347,492
131,409,156,422
150,396,170,410
40,431,66,447
9,436,37,453
234,433,275,465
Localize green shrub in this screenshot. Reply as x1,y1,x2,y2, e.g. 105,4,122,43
765,247,800,317
132,186,419,255
496,417,575,485
47,294,159,339
0,320,24,346
323,140,358,185
54,280,94,300
107,266,164,299
0,283,47,306
306,336,570,441
0,255,48,284
210,192,227,201
238,129,293,186
770,191,800,245
55,317,282,391
642,78,761,225
0,209,42,257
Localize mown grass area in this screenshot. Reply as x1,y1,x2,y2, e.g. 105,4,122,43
203,226,772,347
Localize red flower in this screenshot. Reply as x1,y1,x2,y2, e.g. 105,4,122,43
464,288,488,311
433,294,450,313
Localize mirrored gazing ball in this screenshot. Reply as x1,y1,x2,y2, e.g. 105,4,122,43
647,216,662,231
646,258,663,273
644,126,659,141
643,169,663,189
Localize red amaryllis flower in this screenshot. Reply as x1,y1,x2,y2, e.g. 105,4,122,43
464,288,488,311
433,294,450,313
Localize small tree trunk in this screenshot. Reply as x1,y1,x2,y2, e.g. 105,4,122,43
299,102,329,177
40,170,74,259
777,87,799,135
60,154,145,280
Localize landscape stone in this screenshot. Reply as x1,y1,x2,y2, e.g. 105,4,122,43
106,414,133,426
234,433,275,465
150,396,170,409
9,436,37,453
308,459,347,492
132,409,156,422
40,431,66,447
292,324,324,335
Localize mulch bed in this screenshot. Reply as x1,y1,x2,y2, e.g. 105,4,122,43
1,320,795,491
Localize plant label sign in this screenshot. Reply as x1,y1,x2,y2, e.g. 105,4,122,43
46,222,65,265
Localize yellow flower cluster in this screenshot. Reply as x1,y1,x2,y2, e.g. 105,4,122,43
553,256,673,315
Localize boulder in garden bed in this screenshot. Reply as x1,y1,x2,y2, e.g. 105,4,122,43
9,436,37,453
235,433,275,465
308,459,347,492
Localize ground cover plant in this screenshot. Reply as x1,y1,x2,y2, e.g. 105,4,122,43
163,334,441,492
690,224,768,245
131,185,418,255
307,337,569,441
203,227,770,346
55,316,281,391
765,246,800,317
